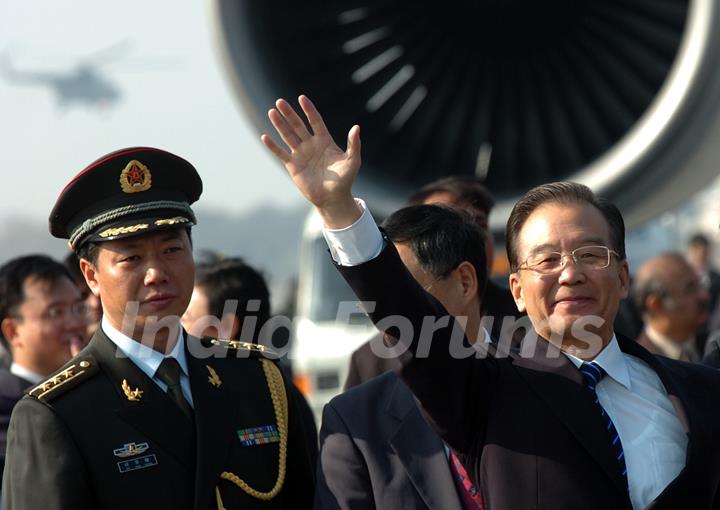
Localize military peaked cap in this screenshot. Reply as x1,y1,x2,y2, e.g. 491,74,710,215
49,147,203,250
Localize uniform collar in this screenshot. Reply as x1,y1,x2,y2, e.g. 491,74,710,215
101,316,189,382
563,334,632,391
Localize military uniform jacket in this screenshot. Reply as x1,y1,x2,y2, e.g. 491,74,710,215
337,242,720,510
1,328,314,510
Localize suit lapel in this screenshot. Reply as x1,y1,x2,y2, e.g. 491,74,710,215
186,341,237,510
387,377,463,510
512,337,630,495
89,329,196,471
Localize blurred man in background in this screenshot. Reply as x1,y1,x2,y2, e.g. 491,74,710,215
182,256,318,464
633,253,709,361
687,233,720,314
345,175,524,389
409,175,521,331
182,257,271,342
687,233,720,342
0,255,87,477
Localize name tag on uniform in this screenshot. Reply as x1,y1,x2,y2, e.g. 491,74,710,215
237,425,280,447
117,454,159,473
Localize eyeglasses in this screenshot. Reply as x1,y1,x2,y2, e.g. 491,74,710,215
13,302,90,322
518,245,619,275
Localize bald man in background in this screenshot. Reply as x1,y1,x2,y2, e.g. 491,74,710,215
633,253,709,361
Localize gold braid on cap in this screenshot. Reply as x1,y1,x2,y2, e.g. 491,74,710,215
68,200,195,249
215,359,288,505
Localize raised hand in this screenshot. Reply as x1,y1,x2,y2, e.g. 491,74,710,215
261,95,363,228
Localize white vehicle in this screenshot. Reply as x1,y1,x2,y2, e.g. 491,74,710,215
290,210,378,422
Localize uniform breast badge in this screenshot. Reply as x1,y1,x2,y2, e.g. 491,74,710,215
113,442,150,458
121,379,144,401
206,365,222,388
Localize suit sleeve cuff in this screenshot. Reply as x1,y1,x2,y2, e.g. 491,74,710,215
322,198,384,266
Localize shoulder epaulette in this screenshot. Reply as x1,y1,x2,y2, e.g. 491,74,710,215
28,356,99,403
203,338,279,359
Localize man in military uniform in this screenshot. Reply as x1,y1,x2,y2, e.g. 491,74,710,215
1,147,315,509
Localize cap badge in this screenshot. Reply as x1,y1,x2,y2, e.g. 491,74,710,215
120,160,152,193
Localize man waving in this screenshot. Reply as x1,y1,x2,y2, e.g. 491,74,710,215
263,96,720,510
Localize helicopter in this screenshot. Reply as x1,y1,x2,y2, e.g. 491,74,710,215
1,40,175,110
3,59,121,108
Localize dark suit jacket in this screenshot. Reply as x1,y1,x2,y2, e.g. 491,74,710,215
316,371,462,510
337,243,720,510
2,328,315,510
0,368,32,478
344,333,400,390
345,281,524,390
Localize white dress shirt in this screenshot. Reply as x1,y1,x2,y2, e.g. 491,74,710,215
10,363,44,385
564,338,687,509
322,198,383,265
323,198,688,510
101,316,194,407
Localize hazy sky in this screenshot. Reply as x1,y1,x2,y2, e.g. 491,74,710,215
0,0,304,227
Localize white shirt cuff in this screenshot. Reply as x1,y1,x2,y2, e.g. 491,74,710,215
322,198,384,266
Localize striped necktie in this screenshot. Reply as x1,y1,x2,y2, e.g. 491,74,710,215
579,361,628,490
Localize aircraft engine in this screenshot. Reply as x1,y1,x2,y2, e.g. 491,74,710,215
212,0,720,229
